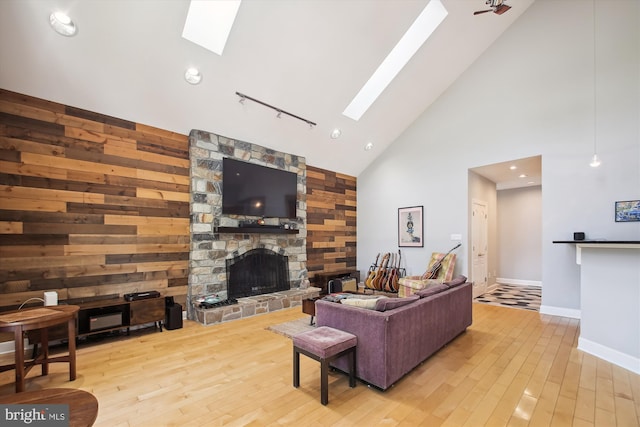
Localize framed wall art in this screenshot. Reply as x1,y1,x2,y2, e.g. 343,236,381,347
615,200,640,222
398,206,423,247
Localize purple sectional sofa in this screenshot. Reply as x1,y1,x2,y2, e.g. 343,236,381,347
315,279,472,390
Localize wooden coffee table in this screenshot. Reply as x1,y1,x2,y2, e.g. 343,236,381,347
0,388,98,427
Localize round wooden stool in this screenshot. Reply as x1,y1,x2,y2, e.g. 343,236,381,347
0,388,98,427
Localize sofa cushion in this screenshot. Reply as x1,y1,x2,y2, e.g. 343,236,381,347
416,283,449,298
340,297,386,309
397,276,445,298
399,277,443,290
444,275,467,288
374,295,419,312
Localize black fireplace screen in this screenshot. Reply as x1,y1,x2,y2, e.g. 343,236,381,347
226,248,290,299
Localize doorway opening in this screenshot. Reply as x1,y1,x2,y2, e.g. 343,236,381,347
468,155,542,299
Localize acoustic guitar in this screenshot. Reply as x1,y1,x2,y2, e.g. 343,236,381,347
383,252,395,292
389,249,401,292
365,253,380,289
371,252,390,290
423,243,461,280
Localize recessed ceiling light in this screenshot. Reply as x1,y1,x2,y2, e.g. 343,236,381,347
519,174,527,178
364,142,374,151
330,129,342,139
184,67,202,85
342,0,448,121
509,165,517,170
49,11,77,37
182,0,242,56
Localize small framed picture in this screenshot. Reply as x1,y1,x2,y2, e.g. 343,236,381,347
615,200,640,222
398,206,423,247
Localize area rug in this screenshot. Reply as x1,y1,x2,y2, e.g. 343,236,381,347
266,316,315,339
474,283,541,312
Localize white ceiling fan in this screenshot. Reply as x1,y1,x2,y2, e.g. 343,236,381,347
474,0,512,16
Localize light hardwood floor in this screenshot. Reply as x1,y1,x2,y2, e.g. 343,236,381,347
0,303,638,426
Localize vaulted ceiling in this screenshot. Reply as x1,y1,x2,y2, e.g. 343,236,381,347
0,0,535,176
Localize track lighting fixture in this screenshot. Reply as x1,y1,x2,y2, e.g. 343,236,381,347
184,68,202,85
235,92,316,128
49,11,77,36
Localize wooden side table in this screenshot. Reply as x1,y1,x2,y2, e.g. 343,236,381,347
0,388,98,427
0,305,79,392
301,298,320,325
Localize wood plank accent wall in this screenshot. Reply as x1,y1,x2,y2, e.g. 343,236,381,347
306,166,357,284
0,89,189,310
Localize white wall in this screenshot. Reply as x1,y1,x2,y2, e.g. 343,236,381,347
497,186,542,282
357,0,640,315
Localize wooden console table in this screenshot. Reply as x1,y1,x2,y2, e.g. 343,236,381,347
25,296,166,347
0,388,98,427
0,305,79,392
72,296,165,337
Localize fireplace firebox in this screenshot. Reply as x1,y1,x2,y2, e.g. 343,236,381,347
226,248,290,299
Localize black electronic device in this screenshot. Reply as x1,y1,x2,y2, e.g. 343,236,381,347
124,290,160,302
573,232,585,241
222,157,297,219
89,312,122,331
165,296,183,330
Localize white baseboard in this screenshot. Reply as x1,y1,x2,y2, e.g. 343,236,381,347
0,339,32,355
578,337,640,375
496,278,542,287
486,283,499,293
539,304,581,319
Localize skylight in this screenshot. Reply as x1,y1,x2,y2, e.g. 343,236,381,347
182,0,242,56
342,0,448,121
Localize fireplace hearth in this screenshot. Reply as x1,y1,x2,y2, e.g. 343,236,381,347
226,248,290,300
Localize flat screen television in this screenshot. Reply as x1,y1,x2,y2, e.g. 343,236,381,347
222,157,298,219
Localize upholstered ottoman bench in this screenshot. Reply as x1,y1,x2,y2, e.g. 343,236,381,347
292,326,357,405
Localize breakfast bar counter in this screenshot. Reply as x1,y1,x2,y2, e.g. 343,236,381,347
553,240,640,374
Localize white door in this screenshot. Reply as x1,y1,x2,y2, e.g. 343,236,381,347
471,199,488,298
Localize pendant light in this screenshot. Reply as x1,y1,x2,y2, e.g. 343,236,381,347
590,0,601,168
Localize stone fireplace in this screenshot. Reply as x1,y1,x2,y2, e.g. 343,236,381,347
226,248,289,300
188,130,314,325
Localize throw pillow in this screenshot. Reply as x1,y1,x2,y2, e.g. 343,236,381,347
321,294,345,303
374,295,419,312
444,275,467,288
340,297,386,310
400,277,443,289
416,283,449,298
